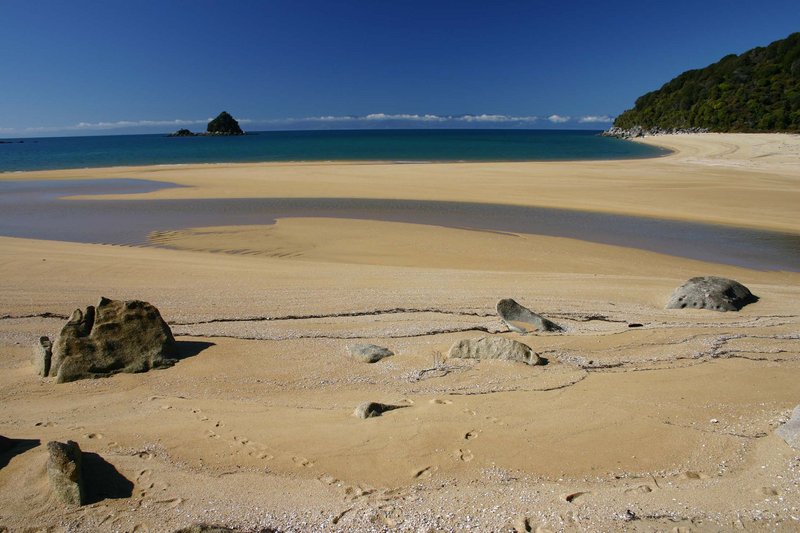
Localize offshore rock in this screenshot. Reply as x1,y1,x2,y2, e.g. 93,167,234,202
496,298,561,333
32,336,53,377
47,440,84,505
666,276,757,312
348,343,394,363
447,336,542,365
206,111,244,135
49,297,177,383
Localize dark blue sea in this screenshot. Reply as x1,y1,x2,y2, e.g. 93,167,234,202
0,129,666,172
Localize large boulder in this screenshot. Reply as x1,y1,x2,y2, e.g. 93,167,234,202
496,298,561,333
348,343,394,363
47,440,84,505
666,276,757,312
447,336,543,365
49,297,177,383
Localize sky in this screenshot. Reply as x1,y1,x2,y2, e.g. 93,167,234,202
1,0,799,137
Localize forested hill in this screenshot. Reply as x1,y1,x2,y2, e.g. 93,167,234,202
613,32,800,132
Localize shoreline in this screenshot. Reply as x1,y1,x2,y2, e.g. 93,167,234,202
1,133,799,234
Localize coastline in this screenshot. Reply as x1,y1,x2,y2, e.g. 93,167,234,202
2,133,799,234
1,132,799,531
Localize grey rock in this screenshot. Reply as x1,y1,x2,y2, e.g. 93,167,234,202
32,336,52,377
496,298,561,333
447,336,542,365
353,402,402,419
777,405,800,450
47,440,84,505
49,297,177,383
348,343,394,363
666,276,757,312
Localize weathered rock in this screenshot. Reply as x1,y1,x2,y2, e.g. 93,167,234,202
0,435,13,453
496,298,561,333
353,402,402,419
49,297,177,383
348,343,394,363
32,336,52,377
447,336,542,365
666,276,757,312
777,405,800,450
47,440,84,505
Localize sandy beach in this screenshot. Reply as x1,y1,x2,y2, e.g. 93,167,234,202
1,133,800,531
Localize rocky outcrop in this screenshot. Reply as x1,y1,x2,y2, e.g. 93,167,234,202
447,336,543,365
348,343,394,363
32,336,52,377
777,406,800,450
49,297,177,383
47,440,84,505
206,111,244,135
496,299,561,333
666,277,757,312
168,128,197,137
601,126,709,139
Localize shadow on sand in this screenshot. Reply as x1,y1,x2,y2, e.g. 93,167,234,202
82,452,134,503
0,438,41,470
174,340,216,360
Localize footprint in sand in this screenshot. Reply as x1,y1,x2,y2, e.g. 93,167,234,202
462,408,477,416
429,398,452,405
84,432,103,440
624,484,653,494
292,456,314,468
464,430,479,440
681,471,708,480
455,448,474,462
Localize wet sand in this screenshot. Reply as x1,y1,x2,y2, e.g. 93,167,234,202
1,133,800,531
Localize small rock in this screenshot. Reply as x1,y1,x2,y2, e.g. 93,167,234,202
348,343,394,363
47,440,84,505
710,418,719,424
666,276,757,312
32,336,52,377
496,298,561,333
353,402,401,419
448,336,542,365
776,405,800,450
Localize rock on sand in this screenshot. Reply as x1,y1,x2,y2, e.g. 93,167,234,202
49,297,177,383
348,343,394,363
47,440,84,505
776,405,800,450
666,276,757,312
448,336,543,365
496,298,562,333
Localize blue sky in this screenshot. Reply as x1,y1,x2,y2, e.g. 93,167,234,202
1,0,798,136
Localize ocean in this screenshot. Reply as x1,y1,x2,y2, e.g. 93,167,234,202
0,129,666,172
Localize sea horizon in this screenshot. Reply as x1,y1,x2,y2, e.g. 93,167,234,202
0,128,666,172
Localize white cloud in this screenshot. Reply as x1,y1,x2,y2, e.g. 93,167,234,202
547,114,571,123
578,115,613,123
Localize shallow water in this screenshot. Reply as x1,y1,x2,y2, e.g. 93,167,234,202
1,179,798,271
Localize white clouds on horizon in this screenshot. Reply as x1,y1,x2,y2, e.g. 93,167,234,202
2,113,612,136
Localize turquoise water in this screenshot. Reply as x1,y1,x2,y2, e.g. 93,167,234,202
0,130,666,171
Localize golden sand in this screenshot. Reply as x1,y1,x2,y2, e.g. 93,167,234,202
1,133,799,531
